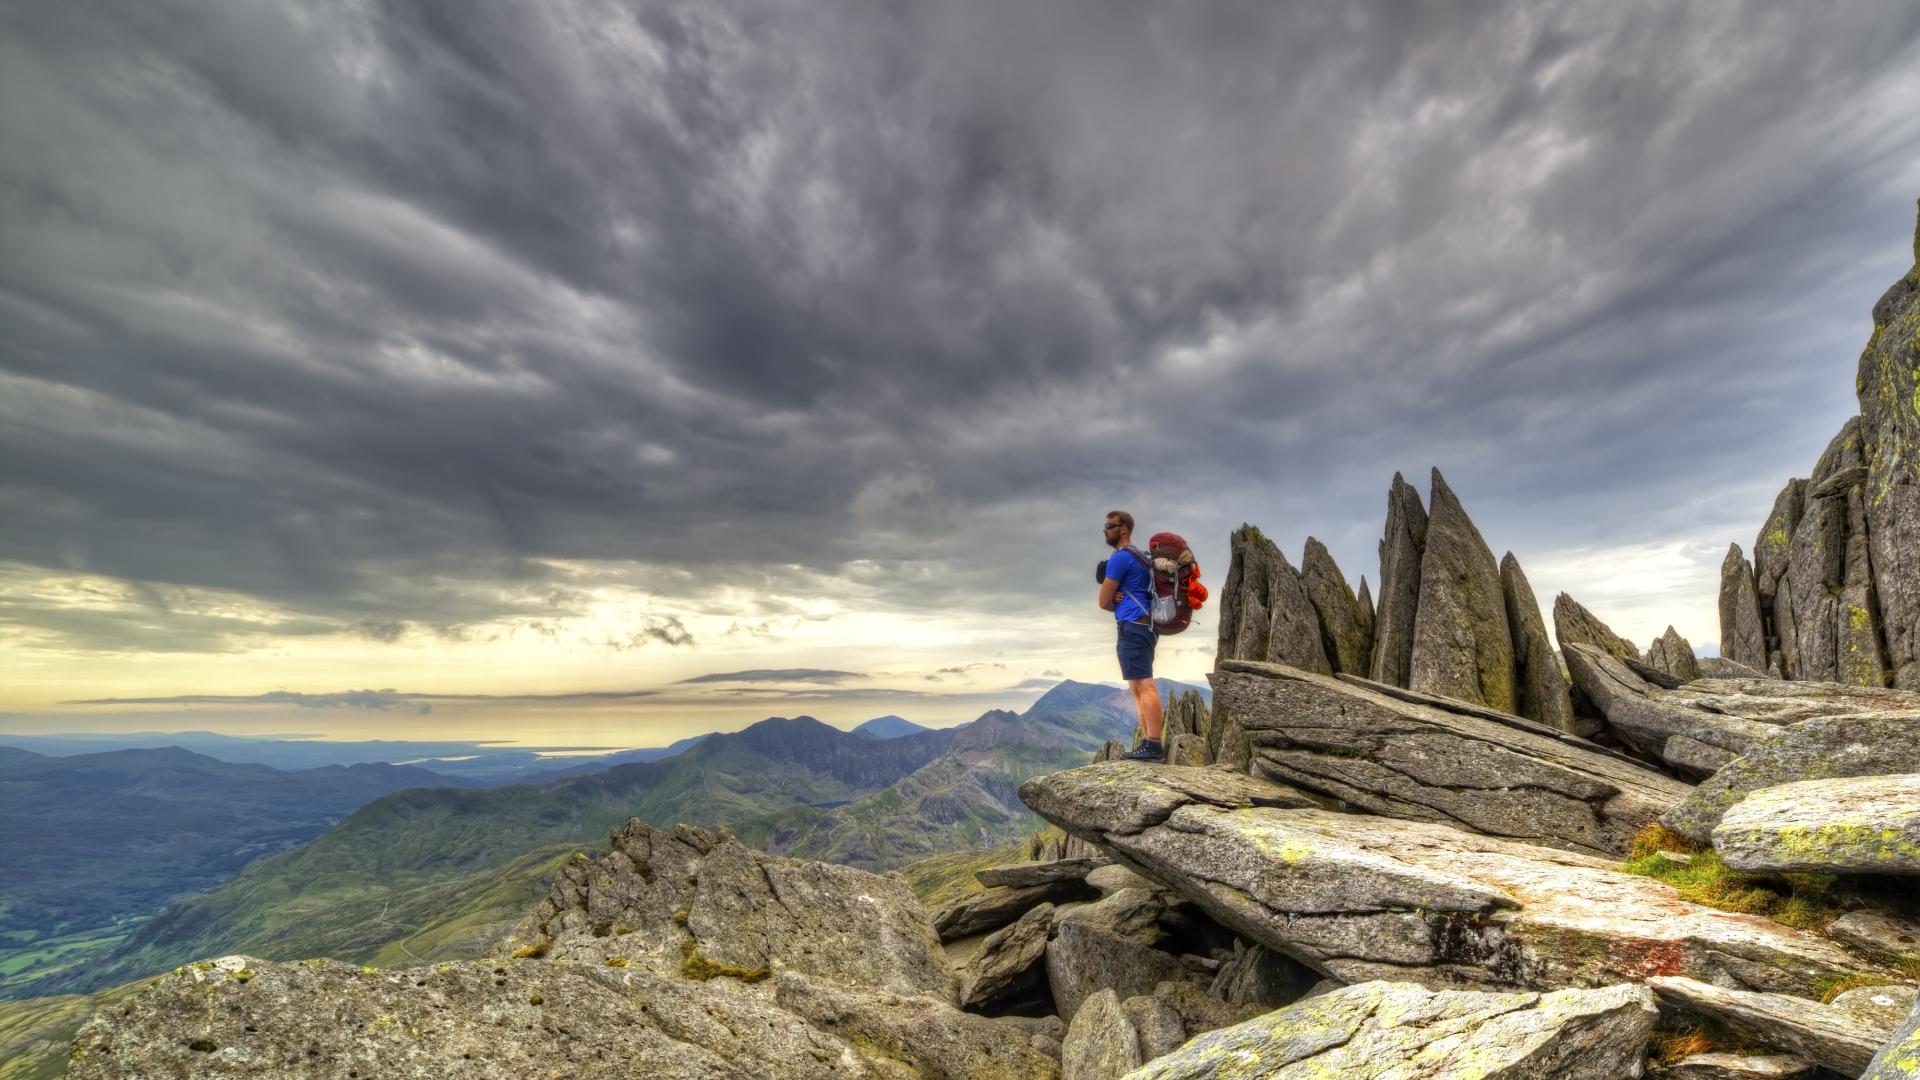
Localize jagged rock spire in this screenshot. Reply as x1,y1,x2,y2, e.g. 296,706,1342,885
1718,543,1767,672
1500,552,1577,734
1367,473,1427,687
1408,469,1515,712
1300,537,1373,677
1213,525,1331,675
1645,626,1701,683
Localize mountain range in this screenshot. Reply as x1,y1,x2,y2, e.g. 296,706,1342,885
0,748,458,999
28,680,1195,999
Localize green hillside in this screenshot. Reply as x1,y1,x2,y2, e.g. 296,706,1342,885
49,716,953,997
0,747,459,1000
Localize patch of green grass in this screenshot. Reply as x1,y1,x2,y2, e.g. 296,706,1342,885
1621,849,1842,930
1813,971,1898,1003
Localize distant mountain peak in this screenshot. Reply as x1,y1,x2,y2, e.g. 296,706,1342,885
852,715,930,739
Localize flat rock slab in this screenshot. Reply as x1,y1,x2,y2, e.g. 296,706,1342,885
1651,1053,1817,1079
1650,975,1899,1078
1121,979,1657,1080
1565,643,1920,776
1212,658,1691,856
1829,910,1920,957
1713,774,1920,875
1664,714,1920,842
934,876,1097,942
1021,763,1866,996
977,858,1110,889
66,957,1061,1080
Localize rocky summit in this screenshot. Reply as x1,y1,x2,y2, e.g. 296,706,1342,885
64,203,1920,1080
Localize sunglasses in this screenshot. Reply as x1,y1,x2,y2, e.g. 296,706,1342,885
1102,523,1122,532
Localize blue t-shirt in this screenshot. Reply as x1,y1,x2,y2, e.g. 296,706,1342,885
1106,548,1154,623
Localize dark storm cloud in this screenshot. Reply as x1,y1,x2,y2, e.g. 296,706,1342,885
3,1,1919,652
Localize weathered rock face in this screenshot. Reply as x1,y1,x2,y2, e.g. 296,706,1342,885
1555,592,1643,664
1827,910,1920,958
1720,543,1772,674
1214,524,1331,674
506,820,952,999
1408,469,1517,712
1046,920,1191,1023
1502,551,1581,734
1650,975,1902,1079
1122,979,1659,1080
1865,990,1920,1079
1860,206,1920,691
1062,988,1141,1080
1561,642,1898,775
1734,209,1919,690
1355,576,1376,655
1300,537,1373,676
1662,713,1920,842
1369,471,1429,688
1648,626,1703,682
959,902,1055,1009
1160,689,1211,748
1653,1052,1819,1078
1020,763,1864,997
1211,659,1689,856
977,859,1108,890
1712,773,1920,876
934,877,1098,942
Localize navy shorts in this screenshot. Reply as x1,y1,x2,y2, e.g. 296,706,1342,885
1116,620,1157,681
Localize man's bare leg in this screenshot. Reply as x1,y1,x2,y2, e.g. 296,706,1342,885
1129,677,1163,741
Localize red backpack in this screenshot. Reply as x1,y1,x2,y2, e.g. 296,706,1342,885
1124,532,1208,635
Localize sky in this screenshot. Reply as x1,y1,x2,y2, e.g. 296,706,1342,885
3,1,1919,747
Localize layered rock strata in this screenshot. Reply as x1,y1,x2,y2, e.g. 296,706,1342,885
1020,763,1866,996
1561,643,1919,775
1211,659,1690,856
1122,979,1659,1080
1650,975,1902,1078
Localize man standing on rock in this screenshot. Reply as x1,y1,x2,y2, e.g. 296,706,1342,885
1099,510,1165,761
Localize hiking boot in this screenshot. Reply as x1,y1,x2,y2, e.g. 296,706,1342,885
1118,738,1165,763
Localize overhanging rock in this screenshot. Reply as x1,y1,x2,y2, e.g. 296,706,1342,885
1210,658,1691,856
1019,763,1867,997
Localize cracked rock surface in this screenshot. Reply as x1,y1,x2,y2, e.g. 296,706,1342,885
1021,763,1864,996
1663,713,1920,842
1121,979,1658,1080
1712,773,1920,875
1211,658,1689,856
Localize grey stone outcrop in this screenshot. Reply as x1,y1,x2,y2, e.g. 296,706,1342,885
1213,524,1330,674
1211,658,1689,856
1712,773,1920,876
1648,626,1703,682
1299,536,1372,676
1720,543,1771,673
1369,472,1428,687
1662,713,1920,842
1408,469,1516,711
1123,980,1659,1080
1650,975,1903,1078
1502,551,1581,733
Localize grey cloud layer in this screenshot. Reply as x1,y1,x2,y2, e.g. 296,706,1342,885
3,1,1918,655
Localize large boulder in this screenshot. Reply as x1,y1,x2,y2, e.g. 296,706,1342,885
1712,773,1920,876
1650,975,1902,1079
1211,659,1690,856
958,902,1054,1010
1502,551,1581,734
1121,980,1658,1080
1020,763,1867,996
1662,713,1920,842
1061,989,1140,1080
1408,469,1516,711
1214,524,1330,674
1300,537,1373,677
505,821,951,999
1721,543,1772,674
1046,920,1192,1023
1369,471,1429,688
933,877,1097,942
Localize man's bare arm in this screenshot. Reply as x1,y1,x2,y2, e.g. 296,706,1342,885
1098,576,1119,611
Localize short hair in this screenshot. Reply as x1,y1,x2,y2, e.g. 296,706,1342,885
1106,509,1134,534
